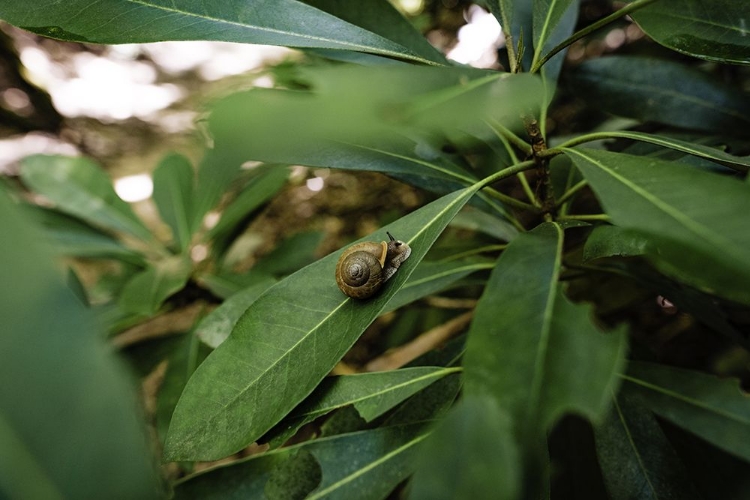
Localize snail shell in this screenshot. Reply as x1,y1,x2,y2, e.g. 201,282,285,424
336,232,411,299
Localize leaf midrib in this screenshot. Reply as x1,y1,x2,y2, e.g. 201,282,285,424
620,374,750,426
583,74,750,125
612,394,660,499
294,367,460,419
118,0,429,62
525,224,564,421
176,186,478,453
566,148,745,262
306,432,430,499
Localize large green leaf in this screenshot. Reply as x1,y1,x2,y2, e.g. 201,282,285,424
152,153,194,252
20,155,152,241
173,425,429,500
0,0,442,65
409,396,520,500
301,0,446,65
266,367,458,447
623,362,750,463
165,184,484,461
208,65,542,185
24,205,146,265
561,130,750,172
629,0,750,66
594,390,702,500
583,225,649,261
384,259,494,313
463,222,627,434
532,0,579,105
569,56,750,135
564,147,750,304
0,189,161,499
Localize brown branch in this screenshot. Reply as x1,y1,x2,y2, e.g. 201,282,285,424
364,311,474,372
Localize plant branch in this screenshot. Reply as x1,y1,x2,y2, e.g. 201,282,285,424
530,0,660,74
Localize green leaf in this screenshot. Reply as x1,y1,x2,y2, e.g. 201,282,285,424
173,425,428,500
204,166,289,249
594,390,702,500
208,65,542,185
152,153,194,252
532,0,579,100
573,131,750,172
569,56,750,135
629,0,750,66
409,396,521,500
583,225,649,261
119,256,192,316
24,205,146,264
0,0,442,65
450,206,519,241
156,333,211,445
484,0,534,72
463,223,627,435
301,0,447,65
266,367,459,447
564,147,750,304
384,259,494,313
195,277,277,348
20,155,152,241
0,189,161,499
164,184,483,461
623,362,750,463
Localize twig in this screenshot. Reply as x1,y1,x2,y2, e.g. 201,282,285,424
365,311,474,372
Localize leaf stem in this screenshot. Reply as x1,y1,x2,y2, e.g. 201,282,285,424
478,160,537,189
489,122,540,207
529,0,660,74
556,179,588,207
558,213,611,222
487,120,533,157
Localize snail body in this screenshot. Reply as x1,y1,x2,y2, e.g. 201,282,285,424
336,232,411,299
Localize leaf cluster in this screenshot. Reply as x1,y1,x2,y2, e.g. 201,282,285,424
1,1,750,499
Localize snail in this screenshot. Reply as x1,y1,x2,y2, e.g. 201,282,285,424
336,232,411,299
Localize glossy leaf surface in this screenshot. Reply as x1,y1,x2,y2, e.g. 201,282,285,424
384,259,494,313
266,367,458,447
165,184,482,461
565,147,750,304
464,222,627,434
569,56,750,135
623,362,750,462
0,0,443,65
580,131,750,172
594,390,702,500
173,425,428,500
630,0,750,65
